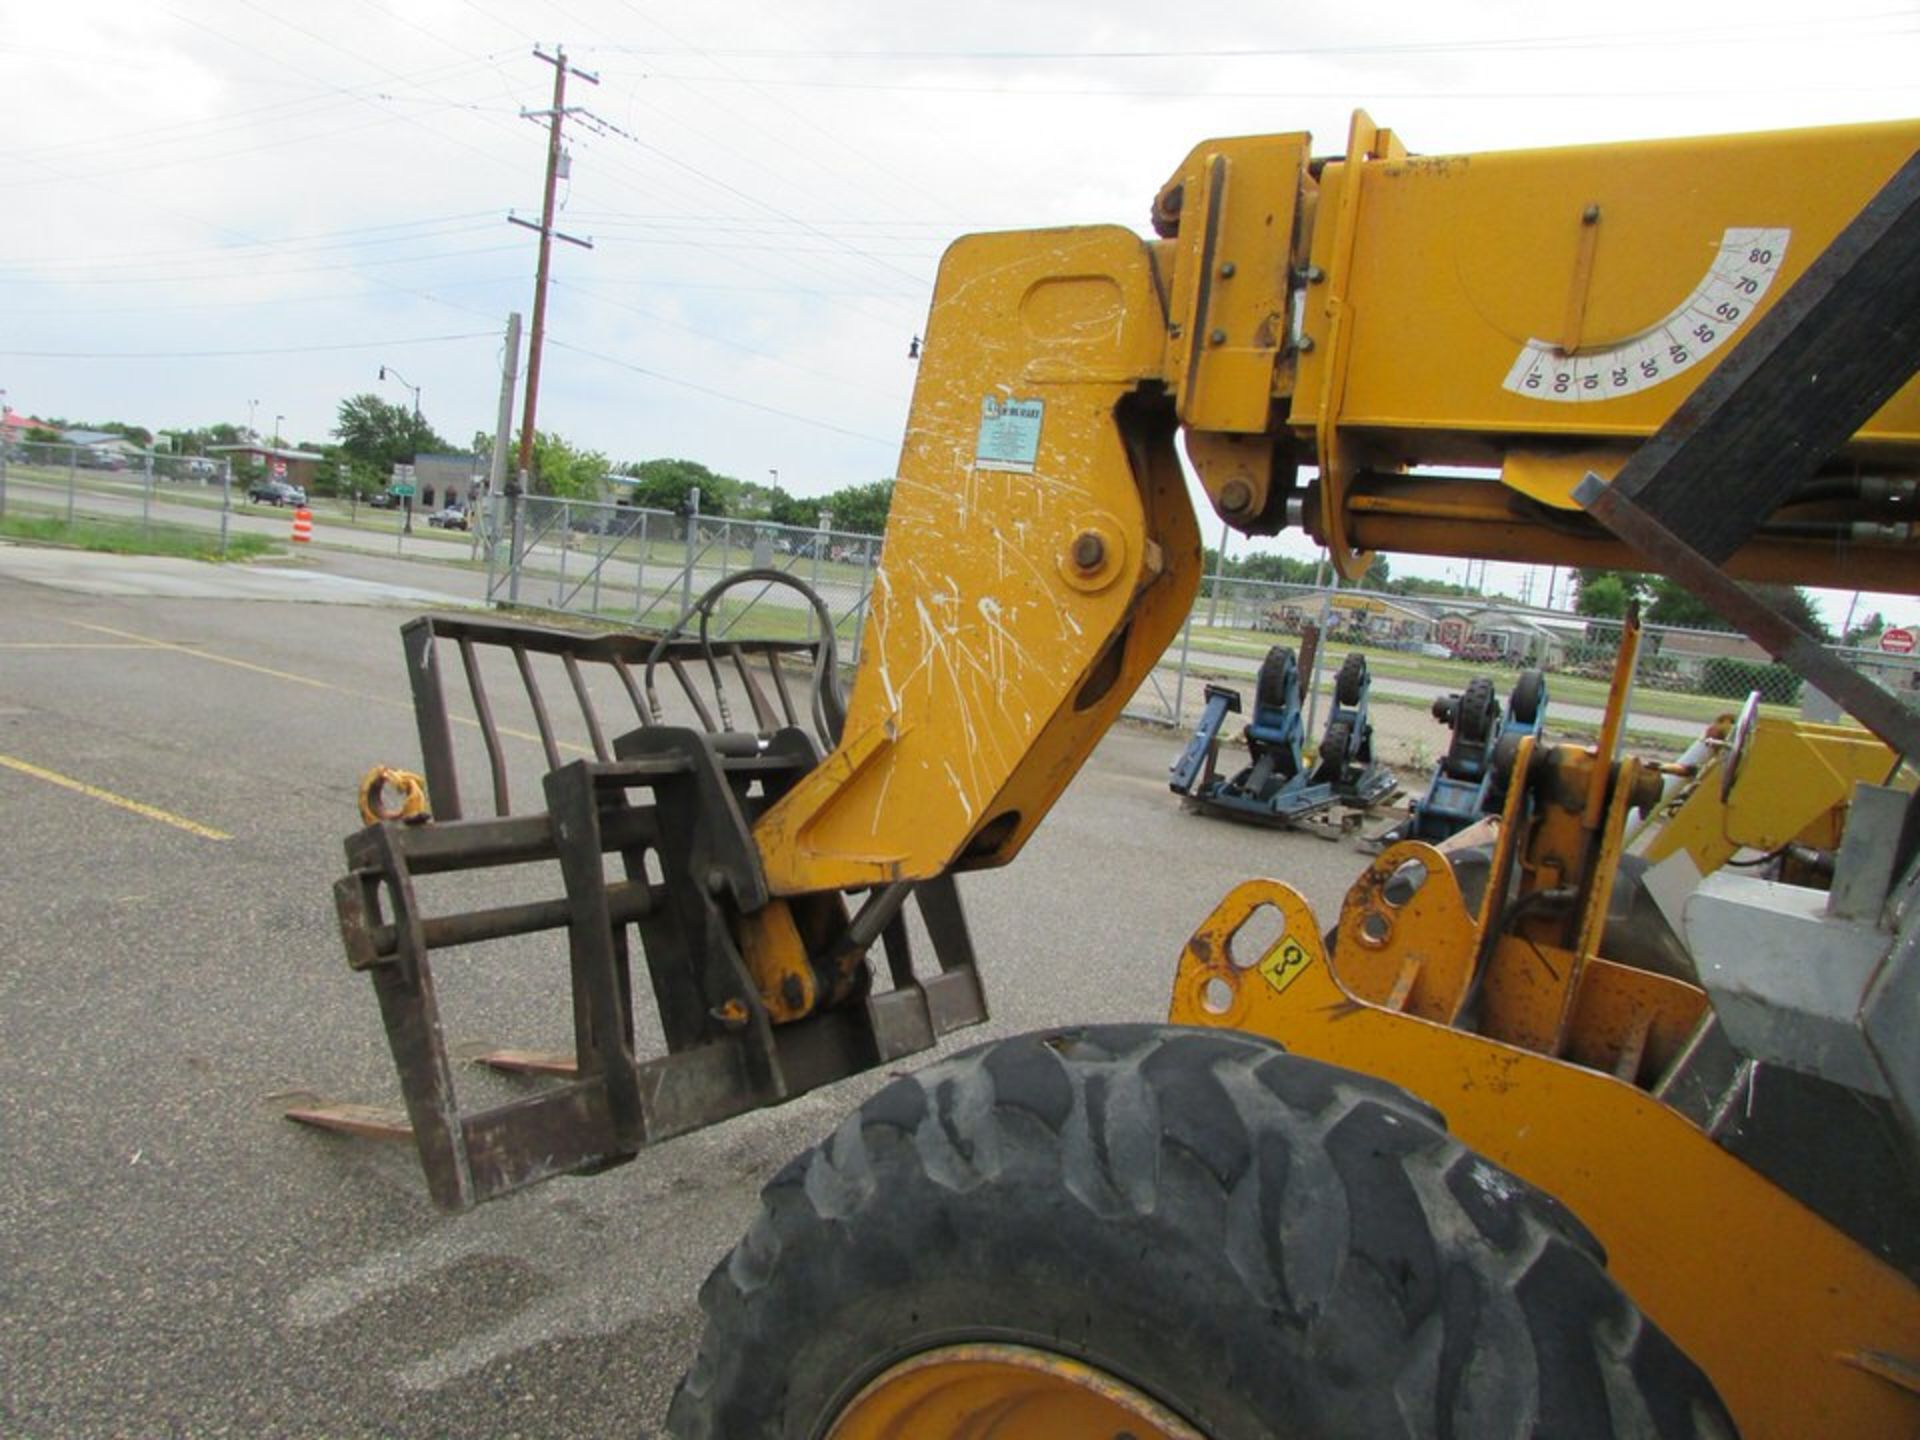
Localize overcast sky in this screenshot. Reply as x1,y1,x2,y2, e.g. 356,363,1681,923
3,1,1917,627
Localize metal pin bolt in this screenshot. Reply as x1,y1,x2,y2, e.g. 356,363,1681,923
1220,478,1253,515
1218,260,1236,278
1582,204,1601,224
1071,530,1106,572
1209,328,1228,345
1296,335,1316,353
1299,264,1325,283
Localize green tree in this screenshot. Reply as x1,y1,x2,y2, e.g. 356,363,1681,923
619,458,735,515
1646,577,1828,639
1389,576,1477,599
813,479,894,535
99,420,153,448
526,430,609,499
1575,568,1646,618
1754,584,1829,640
1842,611,1886,648
1230,552,1316,584
334,393,446,474
161,423,243,455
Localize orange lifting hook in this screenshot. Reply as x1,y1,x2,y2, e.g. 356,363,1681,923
356,765,430,826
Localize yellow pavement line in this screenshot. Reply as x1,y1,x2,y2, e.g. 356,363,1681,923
0,642,159,650
68,620,345,693
0,752,232,841
63,619,590,756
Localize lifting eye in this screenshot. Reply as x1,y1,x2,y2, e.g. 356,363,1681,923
1382,859,1428,908
1227,903,1287,970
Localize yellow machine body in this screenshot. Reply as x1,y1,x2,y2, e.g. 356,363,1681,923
1166,874,1919,1438
1643,715,1907,873
743,114,1920,1437
324,110,1920,1434
757,113,1920,901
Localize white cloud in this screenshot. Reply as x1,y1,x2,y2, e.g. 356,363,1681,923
1,0,1915,625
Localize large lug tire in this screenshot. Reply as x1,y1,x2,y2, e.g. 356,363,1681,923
1456,676,1498,746
1317,719,1353,782
1254,646,1298,715
668,1025,1732,1440
1510,669,1547,727
1335,652,1368,707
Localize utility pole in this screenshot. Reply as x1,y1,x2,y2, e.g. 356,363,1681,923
488,312,523,581
510,45,596,495
489,313,523,502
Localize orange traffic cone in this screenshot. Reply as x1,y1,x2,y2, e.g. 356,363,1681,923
292,507,312,544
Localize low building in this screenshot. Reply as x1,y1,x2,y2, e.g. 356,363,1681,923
207,444,327,490
59,428,145,458
1259,591,1436,646
2,407,52,445
410,451,485,510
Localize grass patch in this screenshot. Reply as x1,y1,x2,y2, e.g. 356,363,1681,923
0,513,274,562
1183,625,1794,726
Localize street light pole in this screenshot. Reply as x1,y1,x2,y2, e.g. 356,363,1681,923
378,365,422,534
378,364,422,420
272,414,284,447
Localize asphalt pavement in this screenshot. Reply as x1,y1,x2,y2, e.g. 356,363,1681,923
0,544,1370,1437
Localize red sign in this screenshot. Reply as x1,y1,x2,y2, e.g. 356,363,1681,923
272,460,287,479
1880,626,1916,655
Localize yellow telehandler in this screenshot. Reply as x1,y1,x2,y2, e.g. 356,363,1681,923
302,113,1920,1437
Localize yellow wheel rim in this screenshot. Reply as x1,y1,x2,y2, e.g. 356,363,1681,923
825,1342,1205,1440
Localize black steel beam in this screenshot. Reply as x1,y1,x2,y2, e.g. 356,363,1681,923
1577,146,1920,758
1595,148,1920,563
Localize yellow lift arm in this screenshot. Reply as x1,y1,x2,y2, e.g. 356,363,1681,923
757,114,1920,900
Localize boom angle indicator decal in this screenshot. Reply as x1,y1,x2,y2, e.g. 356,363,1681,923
1503,227,1789,403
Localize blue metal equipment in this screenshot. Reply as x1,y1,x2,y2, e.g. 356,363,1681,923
1170,648,1396,828
1386,669,1548,844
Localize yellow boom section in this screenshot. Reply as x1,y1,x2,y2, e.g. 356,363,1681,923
756,114,1920,897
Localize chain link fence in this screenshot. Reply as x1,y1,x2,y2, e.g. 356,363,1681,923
485,494,881,654
479,505,1916,766
0,439,242,553
8,443,1908,772
1128,574,1919,773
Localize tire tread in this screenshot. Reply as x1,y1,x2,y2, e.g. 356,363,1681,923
668,1026,1733,1440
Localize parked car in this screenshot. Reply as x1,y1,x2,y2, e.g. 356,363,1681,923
426,505,469,530
1450,643,1503,664
367,490,399,509
76,449,128,471
247,478,306,506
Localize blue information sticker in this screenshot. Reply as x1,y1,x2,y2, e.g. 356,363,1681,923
974,396,1044,473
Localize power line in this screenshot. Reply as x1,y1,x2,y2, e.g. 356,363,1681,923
0,218,502,272
0,274,526,319
588,0,973,226
0,49,515,165
620,73,1920,101
542,335,894,447
588,13,1916,62
552,275,905,393
567,97,931,291
0,331,497,360
0,243,527,287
